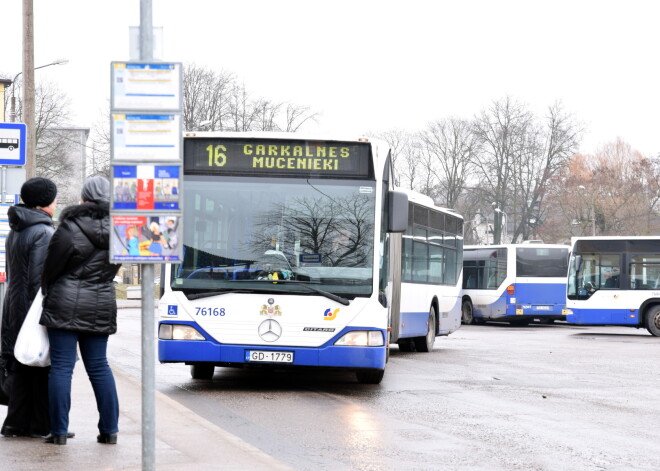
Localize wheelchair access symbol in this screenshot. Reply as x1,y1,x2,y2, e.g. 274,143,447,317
167,305,178,316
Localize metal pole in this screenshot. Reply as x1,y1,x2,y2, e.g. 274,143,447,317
140,0,154,62
140,264,155,471
22,0,35,179
9,88,17,123
591,198,596,236
139,2,155,471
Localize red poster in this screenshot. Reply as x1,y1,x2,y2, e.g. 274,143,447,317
137,178,154,210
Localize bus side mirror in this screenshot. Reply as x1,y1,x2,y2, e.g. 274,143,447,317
388,190,408,233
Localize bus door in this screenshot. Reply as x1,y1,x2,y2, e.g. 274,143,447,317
578,253,623,323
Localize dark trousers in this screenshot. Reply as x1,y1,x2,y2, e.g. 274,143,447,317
1,357,50,436
47,329,119,436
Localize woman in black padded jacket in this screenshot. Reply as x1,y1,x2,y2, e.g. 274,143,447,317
1,178,57,438
40,176,120,445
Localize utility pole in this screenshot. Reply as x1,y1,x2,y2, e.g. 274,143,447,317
139,3,156,471
23,0,36,179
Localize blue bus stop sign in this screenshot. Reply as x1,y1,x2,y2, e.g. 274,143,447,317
0,123,27,166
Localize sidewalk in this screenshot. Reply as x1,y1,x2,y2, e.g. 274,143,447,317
0,301,293,470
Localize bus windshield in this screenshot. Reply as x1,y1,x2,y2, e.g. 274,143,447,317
516,247,568,277
172,175,376,298
567,252,621,299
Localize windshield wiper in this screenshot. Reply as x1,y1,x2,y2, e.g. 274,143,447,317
296,283,351,306
186,288,269,300
184,281,351,305
249,279,351,305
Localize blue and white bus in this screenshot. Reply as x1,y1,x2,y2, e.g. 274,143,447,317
565,236,660,336
157,132,456,384
393,190,463,352
461,243,570,326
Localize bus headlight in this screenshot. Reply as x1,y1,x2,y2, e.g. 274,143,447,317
158,324,205,341
334,330,384,347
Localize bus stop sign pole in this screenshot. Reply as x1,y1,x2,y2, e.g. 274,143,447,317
139,2,155,470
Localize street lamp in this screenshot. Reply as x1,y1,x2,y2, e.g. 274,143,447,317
577,185,596,236
9,58,68,123
494,207,508,243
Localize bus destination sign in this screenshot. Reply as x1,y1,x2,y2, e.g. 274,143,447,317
184,138,372,178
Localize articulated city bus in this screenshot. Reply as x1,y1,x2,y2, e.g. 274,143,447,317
461,243,570,325
394,190,463,352
158,132,416,384
565,236,660,336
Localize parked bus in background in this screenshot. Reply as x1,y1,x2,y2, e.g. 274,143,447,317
157,132,413,385
394,190,463,352
564,236,660,336
461,242,570,326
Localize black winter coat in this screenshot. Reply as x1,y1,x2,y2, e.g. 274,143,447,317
1,206,54,358
40,201,120,335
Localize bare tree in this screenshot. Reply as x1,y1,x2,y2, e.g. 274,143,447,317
87,109,112,178
284,103,319,132
182,64,234,131
6,79,76,185
419,118,478,208
183,63,318,133
540,140,660,241
373,129,421,189
591,140,660,234
510,102,581,241
472,97,533,243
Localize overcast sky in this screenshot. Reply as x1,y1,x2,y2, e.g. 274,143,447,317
2,0,659,156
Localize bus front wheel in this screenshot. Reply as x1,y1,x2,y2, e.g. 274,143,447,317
645,305,660,337
190,364,215,380
356,369,384,384
462,300,474,324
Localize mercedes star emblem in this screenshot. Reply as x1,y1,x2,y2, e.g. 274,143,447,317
258,319,282,342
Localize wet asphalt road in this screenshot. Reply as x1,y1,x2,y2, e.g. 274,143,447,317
109,308,660,471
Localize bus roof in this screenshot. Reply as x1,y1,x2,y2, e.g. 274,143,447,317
570,235,660,244
396,187,463,218
183,130,384,146
465,243,570,250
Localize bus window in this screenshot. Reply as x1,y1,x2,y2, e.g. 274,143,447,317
574,253,620,294
629,255,660,290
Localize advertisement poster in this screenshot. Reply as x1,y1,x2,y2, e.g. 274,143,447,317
113,165,180,210
111,215,181,263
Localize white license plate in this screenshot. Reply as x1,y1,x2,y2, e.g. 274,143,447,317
245,350,294,364
536,306,551,311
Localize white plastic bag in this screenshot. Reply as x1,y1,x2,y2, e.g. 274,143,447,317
14,289,50,367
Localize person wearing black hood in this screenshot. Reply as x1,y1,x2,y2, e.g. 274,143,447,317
40,176,121,445
1,177,57,438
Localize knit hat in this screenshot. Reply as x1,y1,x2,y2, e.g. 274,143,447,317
81,176,110,203
20,177,58,208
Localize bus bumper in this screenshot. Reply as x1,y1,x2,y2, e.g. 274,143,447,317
563,308,639,325
158,324,387,370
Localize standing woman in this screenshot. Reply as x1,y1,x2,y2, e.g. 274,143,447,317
1,178,58,438
40,176,120,445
